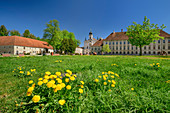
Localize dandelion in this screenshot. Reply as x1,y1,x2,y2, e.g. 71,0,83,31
98,76,101,78
112,80,116,84
57,79,62,83
111,76,114,78
43,79,48,83
166,80,170,83
115,73,119,77
108,71,111,74
135,64,137,66
111,84,115,87
26,91,32,96
47,81,54,88
32,83,35,88
105,74,108,77
102,72,105,74
27,87,34,92
38,81,43,86
73,74,77,77
56,84,62,90
61,83,66,88
59,100,66,105
66,85,71,90
55,72,61,76
44,75,49,80
156,63,159,65
70,76,75,81
95,79,99,82
80,85,84,88
27,71,31,75
80,81,84,85
108,89,111,92
66,70,72,75
65,73,70,77
29,80,33,84
65,78,69,82
20,71,24,74
104,82,107,85
103,76,106,80
131,88,134,90
15,104,18,107
54,88,58,92
108,80,111,82
38,78,43,81
32,95,40,103
79,88,83,93
45,71,51,75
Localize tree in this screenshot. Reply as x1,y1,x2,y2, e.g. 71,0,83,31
0,25,9,36
126,16,166,56
43,19,62,50
10,30,21,36
69,38,77,53
29,34,37,39
60,38,69,53
102,44,111,54
23,29,30,38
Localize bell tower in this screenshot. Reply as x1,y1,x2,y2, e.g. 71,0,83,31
89,29,93,40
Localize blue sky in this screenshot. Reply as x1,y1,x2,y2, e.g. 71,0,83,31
0,0,170,47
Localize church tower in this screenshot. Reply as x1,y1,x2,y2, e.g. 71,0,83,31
89,30,93,40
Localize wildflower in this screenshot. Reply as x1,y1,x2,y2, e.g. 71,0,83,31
79,88,83,93
80,85,84,88
108,80,111,82
110,72,114,74
98,76,101,78
38,81,43,86
31,69,36,72
61,83,66,88
111,84,115,87
38,78,43,81
73,74,77,77
112,80,116,84
105,74,108,77
166,80,170,83
158,65,160,67
43,79,48,83
111,76,114,78
66,85,71,90
27,71,31,75
135,64,137,66
95,79,99,82
59,100,66,105
45,71,51,75
104,82,107,85
15,104,18,107
150,64,153,67
12,71,14,72
102,72,105,74
32,83,35,88
65,73,70,77
108,89,111,92
50,80,55,84
156,63,159,65
57,79,62,83
56,84,62,90
44,75,49,79
131,88,134,90
47,81,54,88
66,70,72,75
115,74,119,77
80,81,84,85
108,71,111,74
27,87,34,92
54,88,58,92
26,91,32,96
32,95,40,103
103,76,106,80
20,71,24,74
29,80,33,84
55,72,61,76
65,78,69,82
70,76,75,81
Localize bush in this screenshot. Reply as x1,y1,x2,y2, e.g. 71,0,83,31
75,53,79,55
24,53,30,55
61,53,65,55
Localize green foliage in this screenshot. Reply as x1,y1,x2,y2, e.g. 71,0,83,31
23,29,30,38
126,16,166,55
10,30,21,36
102,44,111,53
0,25,9,36
29,34,37,39
43,19,62,50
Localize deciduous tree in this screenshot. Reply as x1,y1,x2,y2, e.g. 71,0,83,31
126,16,166,55
102,44,111,54
0,25,9,36
10,30,21,36
23,29,30,38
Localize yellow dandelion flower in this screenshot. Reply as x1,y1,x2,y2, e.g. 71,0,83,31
26,91,32,96
70,76,75,81
32,83,35,88
65,73,70,77
115,74,119,77
80,85,84,88
156,63,159,65
38,81,43,86
32,95,40,103
57,79,62,83
54,88,58,92
44,75,49,79
111,76,114,78
38,78,43,81
112,80,116,84
108,89,111,92
45,71,51,75
66,85,71,90
98,76,102,78
27,87,34,92
103,76,106,80
79,88,83,93
105,74,108,77
27,71,31,75
66,70,72,75
166,80,170,83
111,84,115,87
65,78,69,82
43,79,48,84
29,80,33,84
108,80,111,82
110,72,114,74
73,74,77,77
131,88,134,90
95,79,99,82
46,81,54,88
102,72,105,74
104,82,107,85
108,71,111,74
61,83,66,88
56,84,62,90
55,72,61,76
20,71,24,74
80,81,84,85
58,100,66,105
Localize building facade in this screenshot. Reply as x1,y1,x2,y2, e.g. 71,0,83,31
0,36,53,55
83,31,98,54
75,47,84,55
91,30,170,55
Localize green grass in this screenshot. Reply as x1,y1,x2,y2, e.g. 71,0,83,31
0,55,170,112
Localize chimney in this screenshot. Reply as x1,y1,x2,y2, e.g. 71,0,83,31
121,29,123,32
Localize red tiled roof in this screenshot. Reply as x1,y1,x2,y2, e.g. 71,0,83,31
92,39,103,46
104,30,170,41
0,36,53,49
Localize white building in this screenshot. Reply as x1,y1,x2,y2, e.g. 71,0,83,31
0,36,53,55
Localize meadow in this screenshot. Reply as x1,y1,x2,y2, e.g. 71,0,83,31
0,55,170,112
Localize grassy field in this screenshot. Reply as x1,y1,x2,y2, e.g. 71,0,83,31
0,55,170,112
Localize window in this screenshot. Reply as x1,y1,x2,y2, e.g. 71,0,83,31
95,48,97,50
149,46,150,50
116,52,118,54
124,41,126,44
153,51,155,54
163,46,165,49
132,47,133,50
98,48,100,50
127,52,129,54
120,52,122,54
124,46,125,50
158,45,160,49
24,47,25,49
136,47,138,50
113,42,114,45
163,40,165,43
124,52,126,54
158,40,160,43
132,52,133,54
128,46,129,50
168,40,170,43
120,42,122,44
17,47,18,49
168,46,170,49
9,51,11,53
120,47,122,50
116,42,118,45
136,51,138,54
144,46,146,50
92,48,93,50
116,47,118,50
153,46,155,49
113,47,114,50
149,51,151,54
128,41,130,44
106,42,108,44
113,52,114,54
168,51,170,54
109,42,111,45
109,46,111,49
4,46,5,48
144,51,146,54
